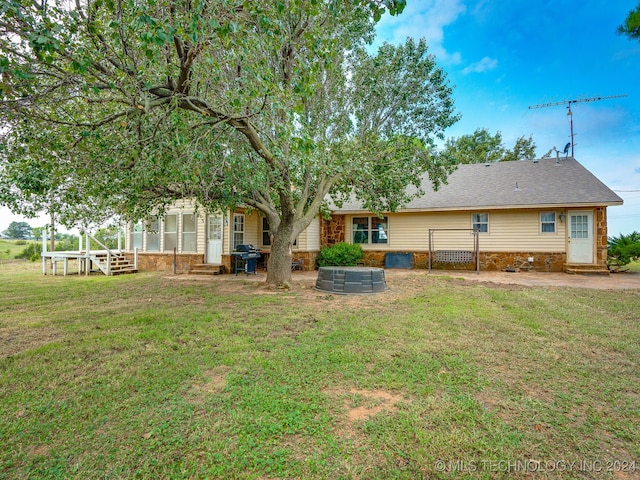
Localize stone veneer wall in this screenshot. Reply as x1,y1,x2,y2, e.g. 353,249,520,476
124,253,205,273
595,207,608,266
290,251,319,271
480,251,566,272
321,215,346,247
358,251,567,272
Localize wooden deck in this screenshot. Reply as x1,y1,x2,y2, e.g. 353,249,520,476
42,250,138,276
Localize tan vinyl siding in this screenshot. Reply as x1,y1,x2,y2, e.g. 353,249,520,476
294,229,305,251
223,212,233,255
125,223,131,251
479,210,565,251
294,222,304,251
347,209,566,252
196,212,206,254
390,212,466,250
243,210,260,246
301,217,320,251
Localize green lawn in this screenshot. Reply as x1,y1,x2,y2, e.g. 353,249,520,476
1,263,638,479
0,239,32,261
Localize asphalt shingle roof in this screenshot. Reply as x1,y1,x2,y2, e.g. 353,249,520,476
333,157,623,212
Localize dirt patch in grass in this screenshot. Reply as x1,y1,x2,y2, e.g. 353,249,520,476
476,390,508,419
161,272,535,316
0,327,63,358
28,444,50,457
320,386,411,475
324,387,408,423
188,365,231,404
344,388,406,422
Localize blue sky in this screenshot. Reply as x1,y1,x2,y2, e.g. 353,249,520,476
1,1,638,235
375,0,640,235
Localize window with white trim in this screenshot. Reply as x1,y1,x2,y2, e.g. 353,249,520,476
146,218,160,251
182,213,197,252
352,216,388,244
131,222,143,250
261,217,271,246
233,214,245,250
472,213,489,233
540,212,556,233
164,214,177,251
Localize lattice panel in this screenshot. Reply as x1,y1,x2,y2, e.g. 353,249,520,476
434,250,475,264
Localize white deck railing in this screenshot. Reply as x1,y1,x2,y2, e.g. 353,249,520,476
41,229,126,276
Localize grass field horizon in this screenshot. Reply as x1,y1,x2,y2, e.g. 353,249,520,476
1,261,638,479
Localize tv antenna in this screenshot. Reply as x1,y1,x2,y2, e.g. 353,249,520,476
528,94,628,157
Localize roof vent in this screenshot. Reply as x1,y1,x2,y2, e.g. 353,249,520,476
484,162,491,167
533,158,539,163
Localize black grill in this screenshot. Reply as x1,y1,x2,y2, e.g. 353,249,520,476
232,244,261,275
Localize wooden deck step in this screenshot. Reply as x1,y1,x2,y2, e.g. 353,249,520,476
190,264,224,275
94,254,138,276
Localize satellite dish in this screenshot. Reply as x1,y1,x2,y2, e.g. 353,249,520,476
563,142,571,155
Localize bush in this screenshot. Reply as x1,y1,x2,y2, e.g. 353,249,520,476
608,231,640,266
14,240,27,245
316,242,364,267
16,243,42,261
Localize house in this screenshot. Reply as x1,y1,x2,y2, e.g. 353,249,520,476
123,157,623,274
323,157,623,273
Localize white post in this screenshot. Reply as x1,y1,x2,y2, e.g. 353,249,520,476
42,230,47,275
107,250,111,276
134,247,138,270
63,257,68,276
85,231,90,276
117,230,122,252
78,233,83,274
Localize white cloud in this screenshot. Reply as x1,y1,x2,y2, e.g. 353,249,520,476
375,0,466,64
462,56,498,74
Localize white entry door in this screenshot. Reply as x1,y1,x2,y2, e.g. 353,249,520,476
567,211,593,264
207,214,223,264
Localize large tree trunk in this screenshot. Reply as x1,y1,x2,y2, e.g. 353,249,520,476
265,219,294,286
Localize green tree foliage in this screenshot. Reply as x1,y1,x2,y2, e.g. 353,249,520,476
2,221,32,239
53,233,79,251
0,0,457,285
31,226,44,240
92,226,120,250
442,128,537,164
16,242,41,261
608,231,640,266
618,3,640,41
